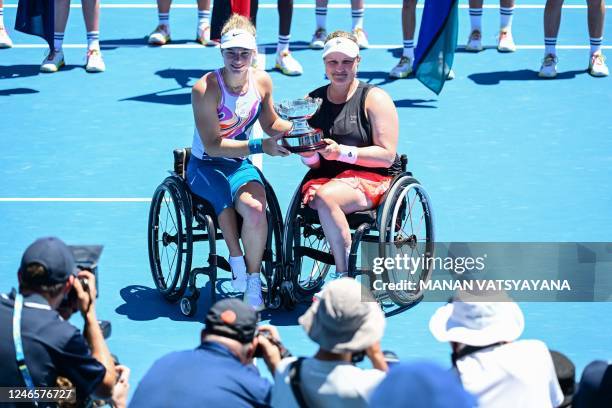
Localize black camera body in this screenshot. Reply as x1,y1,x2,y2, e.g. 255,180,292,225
254,330,292,359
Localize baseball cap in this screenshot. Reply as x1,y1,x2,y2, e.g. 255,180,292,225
204,298,259,344
19,237,77,285
322,36,360,59
220,29,257,51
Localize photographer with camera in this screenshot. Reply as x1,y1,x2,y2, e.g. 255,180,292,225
257,278,389,408
130,298,276,407
0,237,117,406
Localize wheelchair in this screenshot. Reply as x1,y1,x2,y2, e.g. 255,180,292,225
147,148,285,317
282,155,435,309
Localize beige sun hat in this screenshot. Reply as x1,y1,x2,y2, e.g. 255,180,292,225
298,278,385,353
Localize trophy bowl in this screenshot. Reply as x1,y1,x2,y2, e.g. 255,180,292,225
274,97,327,153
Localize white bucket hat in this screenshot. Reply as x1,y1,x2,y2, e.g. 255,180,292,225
299,278,385,353
429,291,525,346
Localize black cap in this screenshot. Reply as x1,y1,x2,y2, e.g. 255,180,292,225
574,360,612,408
204,299,258,344
19,237,76,285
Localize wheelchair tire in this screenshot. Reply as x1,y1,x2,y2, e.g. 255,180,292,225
378,176,435,307
148,176,193,302
283,187,330,300
261,180,284,309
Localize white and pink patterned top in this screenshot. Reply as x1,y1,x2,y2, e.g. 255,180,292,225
192,68,261,160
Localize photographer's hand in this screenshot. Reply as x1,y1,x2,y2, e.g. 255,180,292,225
111,365,130,408
75,270,117,398
257,325,283,375
365,341,389,372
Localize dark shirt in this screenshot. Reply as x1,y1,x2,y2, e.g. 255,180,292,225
0,289,106,407
129,341,272,408
307,81,402,178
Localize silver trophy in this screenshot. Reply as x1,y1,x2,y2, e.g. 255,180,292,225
274,97,326,153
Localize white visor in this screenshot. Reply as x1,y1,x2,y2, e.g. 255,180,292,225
220,29,257,50
322,37,360,59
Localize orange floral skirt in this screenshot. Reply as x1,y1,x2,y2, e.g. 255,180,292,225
301,170,393,207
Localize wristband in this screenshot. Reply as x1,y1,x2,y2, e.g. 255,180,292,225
301,153,320,166
248,138,264,154
338,145,358,164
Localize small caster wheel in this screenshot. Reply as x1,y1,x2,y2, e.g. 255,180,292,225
280,281,297,310
180,296,197,317
267,292,282,310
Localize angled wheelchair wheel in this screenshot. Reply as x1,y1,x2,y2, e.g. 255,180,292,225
148,176,193,302
378,176,434,307
261,180,284,309
283,187,331,300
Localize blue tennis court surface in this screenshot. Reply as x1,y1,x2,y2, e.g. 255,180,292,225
1,0,611,396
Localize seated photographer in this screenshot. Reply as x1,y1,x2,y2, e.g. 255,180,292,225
130,298,275,407
259,278,388,408
299,30,401,279
0,237,117,405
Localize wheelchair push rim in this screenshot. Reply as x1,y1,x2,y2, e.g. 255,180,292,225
378,176,435,306
148,177,193,302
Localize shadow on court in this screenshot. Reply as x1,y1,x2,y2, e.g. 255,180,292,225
394,99,437,109
0,64,80,80
0,87,39,96
121,68,211,105
468,69,585,85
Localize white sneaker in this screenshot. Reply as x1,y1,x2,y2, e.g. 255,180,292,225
310,28,326,49
0,27,13,48
275,51,303,76
538,54,558,78
389,56,413,79
353,28,369,49
231,266,247,293
85,49,105,73
148,24,171,46
40,49,65,73
497,30,516,52
243,274,264,310
589,52,609,77
196,24,217,46
465,29,483,52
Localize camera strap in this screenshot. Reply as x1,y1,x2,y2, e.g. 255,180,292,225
288,357,309,408
13,294,39,407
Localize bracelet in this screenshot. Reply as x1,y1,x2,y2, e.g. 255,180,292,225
248,138,264,154
301,153,320,166
338,145,358,164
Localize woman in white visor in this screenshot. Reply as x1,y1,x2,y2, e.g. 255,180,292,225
300,31,401,287
189,14,292,310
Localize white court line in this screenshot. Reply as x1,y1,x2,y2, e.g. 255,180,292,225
3,3,611,8
10,44,612,50
0,198,151,202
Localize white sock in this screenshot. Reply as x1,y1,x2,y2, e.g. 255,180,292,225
500,6,514,31
158,12,169,27
469,8,482,33
87,31,100,50
352,8,364,30
277,34,290,54
544,37,557,56
315,7,327,30
229,256,247,279
402,40,415,59
590,37,603,55
248,272,260,279
198,10,210,27
54,32,64,51
0,7,5,27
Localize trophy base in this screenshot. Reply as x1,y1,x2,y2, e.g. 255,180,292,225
287,140,328,154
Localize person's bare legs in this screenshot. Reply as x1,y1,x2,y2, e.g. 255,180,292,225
402,0,417,41
539,0,563,77
587,0,608,75
149,0,172,45
390,0,417,78
217,208,243,258
196,0,212,44
309,180,372,274
467,0,484,51
235,182,268,308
